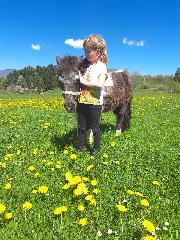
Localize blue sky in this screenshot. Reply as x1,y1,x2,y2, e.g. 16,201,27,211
0,0,179,75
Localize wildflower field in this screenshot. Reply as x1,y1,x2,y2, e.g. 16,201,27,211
0,90,179,240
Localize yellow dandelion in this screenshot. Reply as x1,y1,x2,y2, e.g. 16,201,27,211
91,179,97,186
63,149,68,155
65,172,73,181
77,183,88,194
103,153,108,158
28,165,35,171
70,154,77,160
54,207,62,215
4,212,13,220
74,176,82,184
111,141,117,147
82,177,89,182
127,189,135,195
38,186,49,193
74,188,83,196
86,164,94,171
135,191,144,197
0,203,6,213
45,122,50,126
141,199,149,207
68,178,78,186
22,201,32,210
90,199,96,206
144,236,156,240
93,188,101,194
35,172,40,177
78,205,85,211
62,184,70,190
102,161,108,165
5,153,14,159
16,150,21,155
152,180,160,186
85,195,93,201
49,151,54,155
0,162,6,168
7,146,13,149
61,206,67,212
117,204,127,212
33,148,38,155
31,189,38,194
47,161,53,166
142,219,155,233
79,218,88,226
4,183,12,190
53,206,67,215
56,164,61,169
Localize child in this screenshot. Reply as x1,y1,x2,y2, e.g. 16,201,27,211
77,34,108,155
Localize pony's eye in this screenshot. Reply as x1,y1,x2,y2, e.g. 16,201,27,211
60,72,64,78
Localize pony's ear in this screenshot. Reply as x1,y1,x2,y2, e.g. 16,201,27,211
56,56,61,65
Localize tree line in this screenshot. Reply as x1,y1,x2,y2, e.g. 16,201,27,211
0,65,179,93
3,64,59,92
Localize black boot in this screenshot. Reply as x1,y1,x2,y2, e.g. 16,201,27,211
90,148,99,156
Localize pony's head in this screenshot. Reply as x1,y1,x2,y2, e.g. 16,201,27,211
56,55,83,112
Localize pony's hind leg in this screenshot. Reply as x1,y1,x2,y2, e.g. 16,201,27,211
113,105,125,134
121,100,131,131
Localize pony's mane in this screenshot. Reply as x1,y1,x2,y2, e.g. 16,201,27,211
78,58,91,75
57,55,81,72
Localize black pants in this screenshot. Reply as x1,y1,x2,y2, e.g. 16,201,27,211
77,103,102,150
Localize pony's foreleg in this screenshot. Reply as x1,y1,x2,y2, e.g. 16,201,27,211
115,120,122,135
113,107,125,135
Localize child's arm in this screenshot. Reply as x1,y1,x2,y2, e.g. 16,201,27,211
79,73,108,88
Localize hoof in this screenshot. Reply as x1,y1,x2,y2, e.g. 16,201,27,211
90,148,99,156
115,129,122,136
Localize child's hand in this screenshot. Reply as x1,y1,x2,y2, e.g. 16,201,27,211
85,72,91,82
79,71,86,85
79,71,91,85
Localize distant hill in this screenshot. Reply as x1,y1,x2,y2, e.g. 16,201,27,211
0,69,16,77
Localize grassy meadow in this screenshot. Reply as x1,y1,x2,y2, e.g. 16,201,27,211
0,89,180,240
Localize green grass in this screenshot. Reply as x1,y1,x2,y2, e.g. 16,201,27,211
0,90,180,240
0,89,61,99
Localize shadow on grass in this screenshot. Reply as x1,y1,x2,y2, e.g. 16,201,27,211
51,123,115,151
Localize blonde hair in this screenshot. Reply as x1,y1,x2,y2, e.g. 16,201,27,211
83,34,108,64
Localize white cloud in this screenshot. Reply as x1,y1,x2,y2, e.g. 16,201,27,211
122,38,144,47
136,41,144,46
64,38,84,49
31,44,41,50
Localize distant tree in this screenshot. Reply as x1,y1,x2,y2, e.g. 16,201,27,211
107,67,118,72
0,77,6,89
21,66,37,88
174,68,180,82
5,70,19,87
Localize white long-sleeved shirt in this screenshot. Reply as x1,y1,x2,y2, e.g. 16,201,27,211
79,60,107,105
